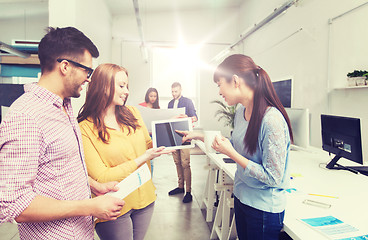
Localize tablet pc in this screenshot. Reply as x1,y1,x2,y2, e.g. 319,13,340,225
151,118,194,150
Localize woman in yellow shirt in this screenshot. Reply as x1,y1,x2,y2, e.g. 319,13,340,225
78,63,171,240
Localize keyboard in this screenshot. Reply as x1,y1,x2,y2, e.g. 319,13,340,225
334,165,368,176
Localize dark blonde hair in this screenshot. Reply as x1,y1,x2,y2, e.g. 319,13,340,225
171,82,181,88
78,63,140,143
214,54,293,154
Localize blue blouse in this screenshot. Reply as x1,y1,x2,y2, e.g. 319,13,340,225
232,105,290,213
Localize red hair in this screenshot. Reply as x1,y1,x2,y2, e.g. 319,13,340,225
214,54,293,155
78,63,140,143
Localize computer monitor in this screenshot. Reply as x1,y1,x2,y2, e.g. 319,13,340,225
285,108,309,149
0,84,24,122
321,114,368,175
0,84,24,107
272,78,292,108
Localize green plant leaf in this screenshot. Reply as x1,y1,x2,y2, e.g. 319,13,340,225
363,73,368,80
211,100,238,129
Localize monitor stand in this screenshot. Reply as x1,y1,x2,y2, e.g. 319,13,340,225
326,154,368,176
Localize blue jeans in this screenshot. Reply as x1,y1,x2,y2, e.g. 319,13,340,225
234,197,284,240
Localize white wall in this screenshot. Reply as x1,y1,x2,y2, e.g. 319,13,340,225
0,1,48,44
231,0,368,159
0,3,47,85
0,15,48,44
76,0,112,64
49,0,112,63
49,0,112,116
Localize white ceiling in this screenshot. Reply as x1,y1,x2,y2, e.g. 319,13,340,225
105,0,244,15
0,0,244,19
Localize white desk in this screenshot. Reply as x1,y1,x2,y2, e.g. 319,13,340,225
196,141,236,240
197,141,368,240
284,149,368,240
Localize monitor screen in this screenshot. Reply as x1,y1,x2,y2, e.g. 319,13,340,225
0,84,24,122
0,83,24,107
272,79,292,108
285,108,309,149
152,118,194,150
321,114,363,167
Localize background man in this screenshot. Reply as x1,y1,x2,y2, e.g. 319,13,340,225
167,82,198,203
0,27,124,240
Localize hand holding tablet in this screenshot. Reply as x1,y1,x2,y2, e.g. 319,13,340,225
144,146,175,160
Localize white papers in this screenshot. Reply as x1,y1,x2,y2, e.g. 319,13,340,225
299,216,368,239
107,164,151,200
136,105,185,132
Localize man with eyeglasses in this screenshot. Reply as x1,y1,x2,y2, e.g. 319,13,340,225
0,27,125,240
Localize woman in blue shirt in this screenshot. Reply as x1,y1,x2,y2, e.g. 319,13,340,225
180,54,293,240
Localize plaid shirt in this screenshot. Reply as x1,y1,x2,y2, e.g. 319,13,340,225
0,84,94,240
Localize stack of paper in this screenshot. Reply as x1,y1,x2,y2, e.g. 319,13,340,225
107,164,151,200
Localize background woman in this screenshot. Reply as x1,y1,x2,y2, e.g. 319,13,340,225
78,63,171,240
138,87,160,175
139,87,160,109
179,54,293,240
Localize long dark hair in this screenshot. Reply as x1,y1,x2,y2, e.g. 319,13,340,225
77,63,140,143
144,88,160,109
214,54,293,155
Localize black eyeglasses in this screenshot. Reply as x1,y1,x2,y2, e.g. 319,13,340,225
57,59,94,78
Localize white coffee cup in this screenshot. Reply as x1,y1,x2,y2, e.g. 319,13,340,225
204,131,221,153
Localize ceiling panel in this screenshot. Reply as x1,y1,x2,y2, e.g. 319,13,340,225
104,0,244,15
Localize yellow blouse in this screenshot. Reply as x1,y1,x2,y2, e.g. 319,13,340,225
79,106,156,221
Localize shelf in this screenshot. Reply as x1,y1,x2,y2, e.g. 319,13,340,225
333,85,368,90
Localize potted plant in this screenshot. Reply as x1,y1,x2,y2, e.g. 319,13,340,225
347,70,368,86
364,73,368,85
211,100,238,129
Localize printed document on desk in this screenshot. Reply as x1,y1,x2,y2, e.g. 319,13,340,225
299,216,368,239
107,164,151,199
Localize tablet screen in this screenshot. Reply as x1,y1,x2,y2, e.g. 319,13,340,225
152,118,194,150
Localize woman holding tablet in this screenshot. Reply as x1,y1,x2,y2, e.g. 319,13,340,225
78,63,172,240
179,54,293,240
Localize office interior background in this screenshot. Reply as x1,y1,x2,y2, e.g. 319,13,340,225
1,1,368,240
1,0,368,159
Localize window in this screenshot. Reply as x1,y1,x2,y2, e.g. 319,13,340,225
151,46,200,123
